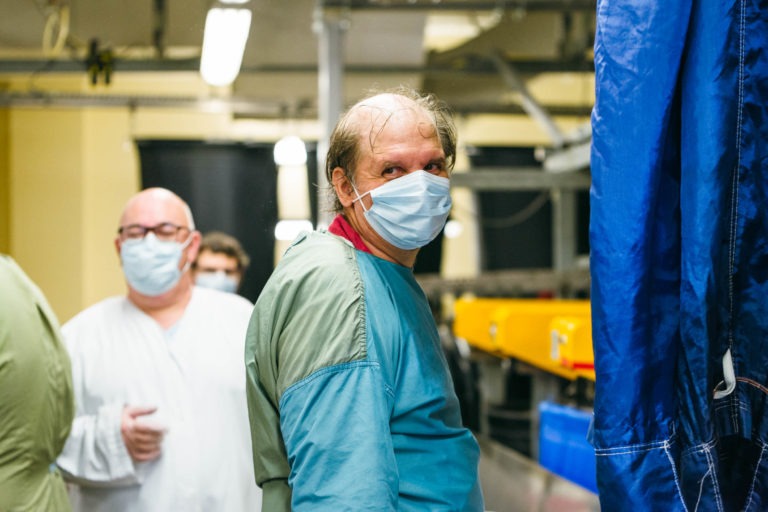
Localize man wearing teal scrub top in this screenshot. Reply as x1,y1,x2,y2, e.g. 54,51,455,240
245,87,484,511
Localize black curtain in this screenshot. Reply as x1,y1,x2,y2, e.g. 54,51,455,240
413,232,444,275
136,140,278,303
469,146,590,271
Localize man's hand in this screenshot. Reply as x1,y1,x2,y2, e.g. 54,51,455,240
121,405,166,462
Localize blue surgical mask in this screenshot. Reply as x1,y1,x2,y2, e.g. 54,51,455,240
352,170,452,250
120,233,192,296
195,271,239,294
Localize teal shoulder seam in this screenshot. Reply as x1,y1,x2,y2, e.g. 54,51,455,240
347,245,368,362
280,360,394,410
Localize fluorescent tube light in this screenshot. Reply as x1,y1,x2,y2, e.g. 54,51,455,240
200,5,252,87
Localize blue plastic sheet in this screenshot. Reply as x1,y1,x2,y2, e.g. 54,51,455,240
590,0,768,510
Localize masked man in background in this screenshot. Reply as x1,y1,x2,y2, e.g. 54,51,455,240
57,187,261,511
245,88,484,511
192,230,250,294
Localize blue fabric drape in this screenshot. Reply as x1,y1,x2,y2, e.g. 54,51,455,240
590,0,768,510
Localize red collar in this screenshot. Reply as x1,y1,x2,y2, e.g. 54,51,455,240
328,214,371,253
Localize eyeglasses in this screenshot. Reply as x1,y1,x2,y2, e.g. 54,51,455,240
118,223,190,241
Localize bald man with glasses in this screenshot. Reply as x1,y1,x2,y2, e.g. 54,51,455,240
57,188,262,512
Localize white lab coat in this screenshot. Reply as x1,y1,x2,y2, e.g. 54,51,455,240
58,286,262,512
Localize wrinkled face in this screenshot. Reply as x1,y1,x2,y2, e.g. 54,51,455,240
194,250,241,280
330,98,451,264
350,105,447,207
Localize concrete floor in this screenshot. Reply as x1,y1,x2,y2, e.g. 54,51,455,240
477,436,600,512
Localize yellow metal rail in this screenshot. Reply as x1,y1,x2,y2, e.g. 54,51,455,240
453,297,594,381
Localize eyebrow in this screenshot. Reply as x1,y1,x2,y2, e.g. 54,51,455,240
378,155,446,170
429,157,447,166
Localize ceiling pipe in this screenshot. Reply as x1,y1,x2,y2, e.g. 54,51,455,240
489,49,567,148
0,90,591,118
153,0,167,59
319,0,596,11
0,58,593,74
313,2,347,228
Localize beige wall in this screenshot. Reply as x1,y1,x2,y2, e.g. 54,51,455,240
2,74,586,323
8,107,139,322
0,108,8,254
81,109,140,310
3,97,269,322
11,108,87,322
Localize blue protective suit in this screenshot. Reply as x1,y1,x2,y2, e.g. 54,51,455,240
590,0,768,510
245,231,484,511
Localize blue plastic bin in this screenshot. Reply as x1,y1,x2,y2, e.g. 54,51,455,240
538,401,597,493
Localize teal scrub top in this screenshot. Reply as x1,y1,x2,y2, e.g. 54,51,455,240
245,232,484,511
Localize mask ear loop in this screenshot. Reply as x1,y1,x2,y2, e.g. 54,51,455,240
349,179,371,213
180,233,194,250
179,233,195,273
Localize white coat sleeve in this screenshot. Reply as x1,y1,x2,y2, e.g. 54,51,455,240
56,317,139,488
57,402,140,487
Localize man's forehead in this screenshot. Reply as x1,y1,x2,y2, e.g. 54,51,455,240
354,96,429,127
198,251,239,267
351,104,437,152
120,193,186,225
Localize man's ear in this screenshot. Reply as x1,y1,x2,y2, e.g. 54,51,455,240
332,167,355,208
114,237,122,263
186,231,202,263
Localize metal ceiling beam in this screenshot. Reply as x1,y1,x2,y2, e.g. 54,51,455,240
314,5,345,227
320,1,596,11
0,91,285,116
0,91,592,118
450,104,592,117
490,50,567,148
416,267,591,298
0,58,594,74
451,168,590,190
0,58,202,73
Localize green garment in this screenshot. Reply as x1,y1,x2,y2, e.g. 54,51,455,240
0,255,75,512
246,232,484,510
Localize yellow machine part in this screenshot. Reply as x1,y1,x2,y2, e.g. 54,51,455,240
453,297,594,381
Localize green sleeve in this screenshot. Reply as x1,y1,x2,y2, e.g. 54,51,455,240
0,255,74,512
244,233,368,506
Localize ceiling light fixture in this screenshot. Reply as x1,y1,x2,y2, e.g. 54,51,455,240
274,220,313,241
200,0,252,87
273,135,308,166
